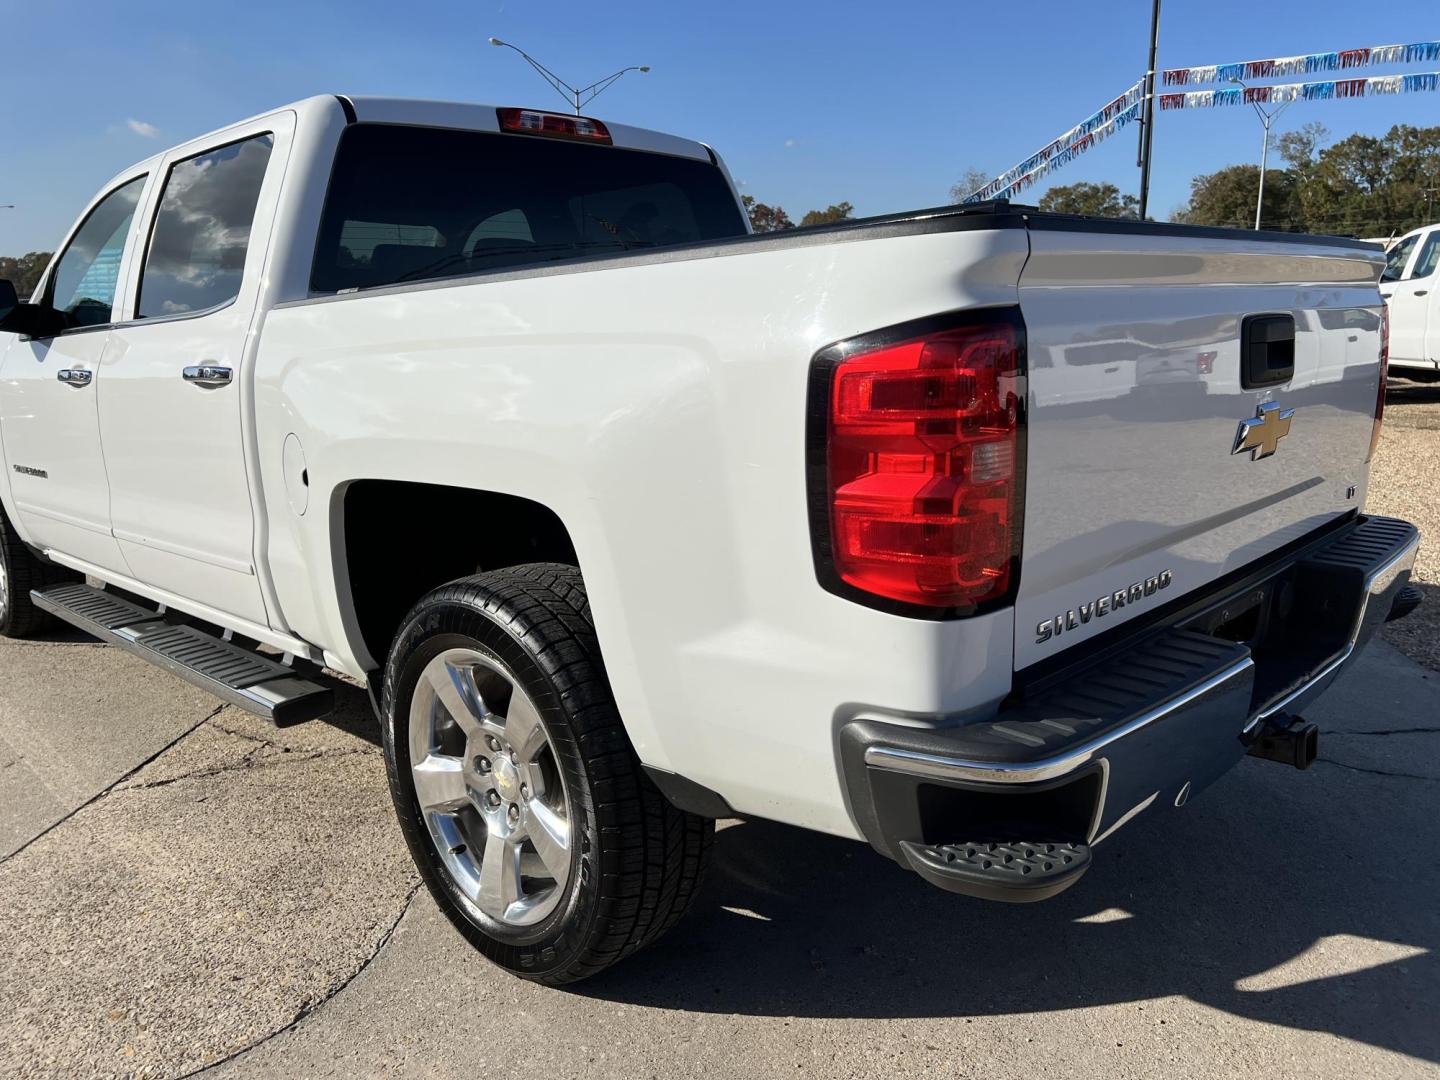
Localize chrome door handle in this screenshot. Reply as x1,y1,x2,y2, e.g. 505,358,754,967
56,368,93,387
1416,290,1430,297
182,365,233,388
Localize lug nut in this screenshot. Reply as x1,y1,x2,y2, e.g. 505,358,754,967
486,791,502,808
507,803,520,825
486,736,502,752
475,757,491,773
520,783,529,799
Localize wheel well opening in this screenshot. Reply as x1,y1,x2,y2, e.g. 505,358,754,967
342,480,578,667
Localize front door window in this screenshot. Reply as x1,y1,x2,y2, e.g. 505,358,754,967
45,176,147,330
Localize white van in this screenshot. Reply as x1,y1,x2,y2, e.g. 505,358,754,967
1381,223,1440,377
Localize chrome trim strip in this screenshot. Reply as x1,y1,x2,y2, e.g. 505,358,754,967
863,657,1255,785
1248,529,1419,729
1084,758,1111,843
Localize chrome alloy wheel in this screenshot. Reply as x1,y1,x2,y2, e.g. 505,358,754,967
409,648,573,928
0,553,9,624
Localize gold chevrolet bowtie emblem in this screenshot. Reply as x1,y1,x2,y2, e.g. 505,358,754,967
1232,401,1295,460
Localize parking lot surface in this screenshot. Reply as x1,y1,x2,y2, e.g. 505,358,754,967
1,384,1437,1079
1372,379,1440,670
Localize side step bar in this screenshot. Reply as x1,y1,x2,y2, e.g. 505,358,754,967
32,582,333,726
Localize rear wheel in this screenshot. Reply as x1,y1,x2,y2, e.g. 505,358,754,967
0,507,78,638
381,563,713,983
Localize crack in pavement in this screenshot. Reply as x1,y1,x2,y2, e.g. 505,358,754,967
179,880,425,1078
1315,758,1439,783
0,703,229,867
127,744,374,791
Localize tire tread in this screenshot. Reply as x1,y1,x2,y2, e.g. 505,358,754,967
382,562,713,984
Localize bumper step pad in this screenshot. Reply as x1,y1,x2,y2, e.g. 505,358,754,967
32,582,332,726
899,839,1091,903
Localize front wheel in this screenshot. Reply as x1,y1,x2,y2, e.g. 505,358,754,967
0,506,79,638
381,564,713,984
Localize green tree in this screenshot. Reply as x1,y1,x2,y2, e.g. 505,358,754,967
0,252,52,299
949,167,992,203
799,201,854,228
1171,165,1303,231
1297,125,1440,236
1276,121,1329,173
740,194,794,233
1038,181,1139,219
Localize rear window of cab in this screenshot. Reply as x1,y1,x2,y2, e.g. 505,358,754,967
310,123,747,294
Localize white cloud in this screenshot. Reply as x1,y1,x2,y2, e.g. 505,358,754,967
127,118,160,138
784,138,796,149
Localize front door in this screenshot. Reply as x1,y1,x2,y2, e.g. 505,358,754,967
99,123,287,626
1407,230,1439,365
0,173,149,573
1385,229,1437,364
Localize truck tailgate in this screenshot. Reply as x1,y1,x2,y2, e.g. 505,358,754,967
1014,225,1386,670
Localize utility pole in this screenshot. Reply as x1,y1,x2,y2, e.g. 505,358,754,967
1136,0,1162,221
1230,78,1293,230
488,38,649,116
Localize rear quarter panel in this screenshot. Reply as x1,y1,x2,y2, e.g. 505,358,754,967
253,227,1026,836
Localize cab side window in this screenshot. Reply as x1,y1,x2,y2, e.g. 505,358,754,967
137,134,273,319
45,175,147,330
1409,234,1440,280
1382,235,1417,283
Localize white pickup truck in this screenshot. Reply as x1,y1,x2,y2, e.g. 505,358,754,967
1382,221,1439,377
0,95,1423,983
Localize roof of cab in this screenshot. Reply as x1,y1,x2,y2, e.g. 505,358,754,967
341,96,713,162
93,94,717,210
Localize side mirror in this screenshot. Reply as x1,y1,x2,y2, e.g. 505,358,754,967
0,280,64,338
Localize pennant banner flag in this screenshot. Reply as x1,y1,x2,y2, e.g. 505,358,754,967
1163,41,1440,86
964,80,1145,203
965,99,1145,204
1159,71,1440,110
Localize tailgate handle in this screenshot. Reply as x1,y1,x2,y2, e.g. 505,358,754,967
1240,314,1295,389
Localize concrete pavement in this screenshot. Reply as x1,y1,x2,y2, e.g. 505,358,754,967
1,629,1437,1078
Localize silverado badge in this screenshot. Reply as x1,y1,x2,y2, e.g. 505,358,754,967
1233,401,1294,461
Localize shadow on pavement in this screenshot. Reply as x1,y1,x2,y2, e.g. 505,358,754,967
577,760,1439,1064
315,682,384,747
1385,377,1440,406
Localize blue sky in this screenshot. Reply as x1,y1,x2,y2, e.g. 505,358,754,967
1,0,1437,254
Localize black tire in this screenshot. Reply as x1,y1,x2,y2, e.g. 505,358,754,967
0,505,79,638
381,563,714,984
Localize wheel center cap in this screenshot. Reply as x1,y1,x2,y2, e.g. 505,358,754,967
493,757,520,803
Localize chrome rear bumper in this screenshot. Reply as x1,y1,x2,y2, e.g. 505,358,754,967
839,515,1420,900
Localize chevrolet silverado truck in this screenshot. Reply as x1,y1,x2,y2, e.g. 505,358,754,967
0,95,1423,984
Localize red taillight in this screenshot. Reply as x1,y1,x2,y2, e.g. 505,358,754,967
812,311,1025,612
1368,305,1389,462
496,108,612,144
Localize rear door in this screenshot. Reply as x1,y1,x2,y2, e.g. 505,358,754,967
1015,224,1384,670
98,116,290,626
0,172,150,573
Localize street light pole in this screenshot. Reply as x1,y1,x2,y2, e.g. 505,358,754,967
1231,77,1292,231
488,38,649,115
